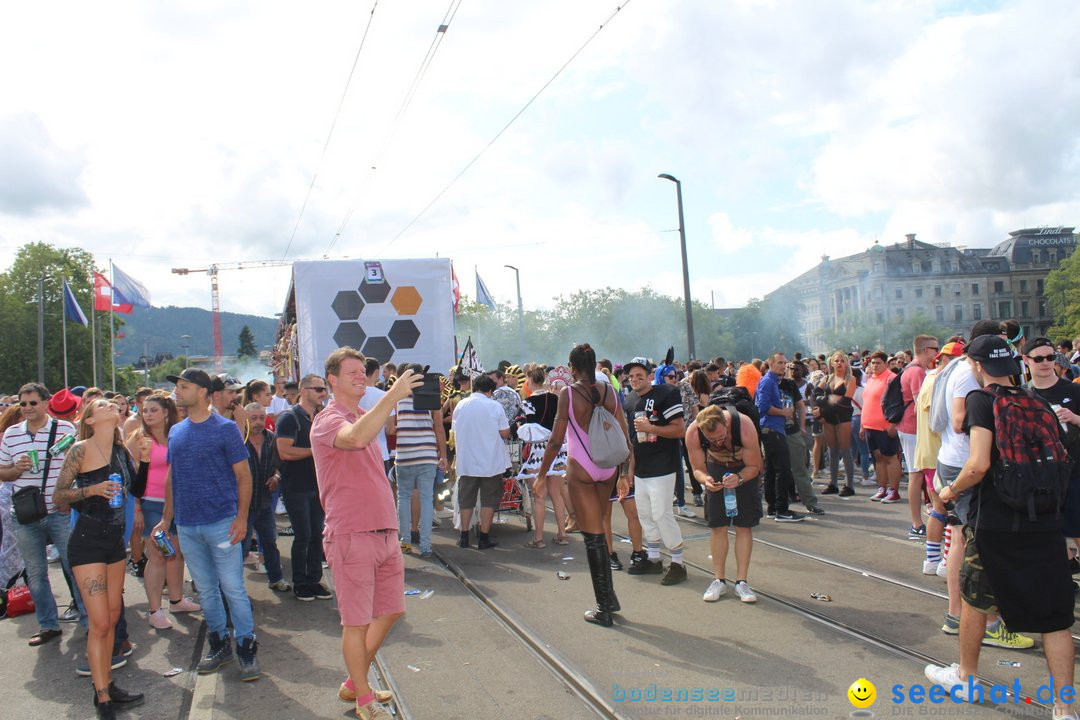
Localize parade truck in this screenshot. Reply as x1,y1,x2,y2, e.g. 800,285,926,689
274,258,456,381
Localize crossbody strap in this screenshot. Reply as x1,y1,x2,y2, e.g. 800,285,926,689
39,420,59,495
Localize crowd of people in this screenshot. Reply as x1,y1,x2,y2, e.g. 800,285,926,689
2,322,1080,719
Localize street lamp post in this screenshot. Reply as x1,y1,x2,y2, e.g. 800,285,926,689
505,264,526,361
658,174,696,360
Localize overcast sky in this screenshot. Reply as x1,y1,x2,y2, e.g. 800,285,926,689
2,0,1078,320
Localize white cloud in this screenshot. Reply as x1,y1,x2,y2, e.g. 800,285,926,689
0,0,1076,329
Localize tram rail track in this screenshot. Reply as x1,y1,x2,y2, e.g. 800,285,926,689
431,546,629,720
606,526,1052,714
673,511,1080,645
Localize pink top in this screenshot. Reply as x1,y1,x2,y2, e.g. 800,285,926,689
897,362,927,435
860,373,891,431
310,398,398,537
144,439,169,501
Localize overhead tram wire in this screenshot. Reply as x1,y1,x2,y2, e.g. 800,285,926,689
281,0,380,260
380,0,633,252
325,0,464,255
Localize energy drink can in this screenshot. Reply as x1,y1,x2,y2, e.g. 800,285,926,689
27,449,39,473
47,434,76,457
107,473,124,509
152,530,176,559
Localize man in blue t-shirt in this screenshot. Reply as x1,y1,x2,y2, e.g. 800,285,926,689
154,368,260,682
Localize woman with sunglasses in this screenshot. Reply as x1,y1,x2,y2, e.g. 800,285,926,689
53,399,143,719
817,351,856,496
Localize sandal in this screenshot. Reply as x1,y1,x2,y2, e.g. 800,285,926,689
524,539,546,549
552,535,570,546
28,629,62,647
564,513,579,534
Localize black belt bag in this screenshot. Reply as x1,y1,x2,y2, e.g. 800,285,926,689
13,421,59,525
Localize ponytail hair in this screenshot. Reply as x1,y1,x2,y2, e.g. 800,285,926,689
241,380,270,407
569,343,599,402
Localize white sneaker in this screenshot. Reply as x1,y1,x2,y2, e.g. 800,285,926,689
923,663,975,702
254,563,267,575
148,608,173,630
275,498,287,515
46,544,60,563
922,559,940,575
734,581,757,603
936,559,948,577
677,505,696,518
703,579,727,602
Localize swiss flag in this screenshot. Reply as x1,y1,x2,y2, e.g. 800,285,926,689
94,272,133,313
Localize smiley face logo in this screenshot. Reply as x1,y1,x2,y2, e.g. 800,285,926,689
847,678,876,708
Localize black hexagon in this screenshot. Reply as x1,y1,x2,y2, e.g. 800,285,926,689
332,291,365,320
387,319,421,349
333,322,367,349
358,280,391,304
361,336,395,363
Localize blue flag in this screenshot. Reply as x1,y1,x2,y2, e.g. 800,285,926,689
111,262,152,308
475,272,496,311
63,280,89,326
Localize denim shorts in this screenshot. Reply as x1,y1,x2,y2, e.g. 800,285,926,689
139,499,177,538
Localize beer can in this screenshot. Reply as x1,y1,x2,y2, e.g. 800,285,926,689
27,449,39,473
153,529,176,559
47,433,76,458
107,472,124,509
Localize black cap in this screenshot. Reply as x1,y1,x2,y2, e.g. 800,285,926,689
1025,336,1055,355
966,335,1020,377
167,368,213,391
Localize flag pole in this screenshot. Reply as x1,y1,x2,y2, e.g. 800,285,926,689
91,304,98,388
62,277,69,388
110,260,116,391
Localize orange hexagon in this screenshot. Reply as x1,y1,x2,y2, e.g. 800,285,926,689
391,285,423,315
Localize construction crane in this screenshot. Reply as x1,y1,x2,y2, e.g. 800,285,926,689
172,260,293,371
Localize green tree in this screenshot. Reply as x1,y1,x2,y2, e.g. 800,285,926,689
0,242,118,393
237,325,258,358
1047,244,1080,339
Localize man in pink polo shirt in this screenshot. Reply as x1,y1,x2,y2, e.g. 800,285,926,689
310,348,421,720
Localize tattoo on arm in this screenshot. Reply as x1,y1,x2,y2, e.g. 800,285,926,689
82,574,106,596
52,444,85,505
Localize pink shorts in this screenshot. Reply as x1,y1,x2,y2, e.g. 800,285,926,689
323,530,405,627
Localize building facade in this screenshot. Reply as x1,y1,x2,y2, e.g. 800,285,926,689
767,227,1077,354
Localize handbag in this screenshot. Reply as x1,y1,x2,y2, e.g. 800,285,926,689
12,421,59,525
4,572,35,618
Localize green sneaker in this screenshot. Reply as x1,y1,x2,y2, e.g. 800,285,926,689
982,621,1034,649
941,612,959,635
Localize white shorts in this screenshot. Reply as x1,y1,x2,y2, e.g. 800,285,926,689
898,431,919,472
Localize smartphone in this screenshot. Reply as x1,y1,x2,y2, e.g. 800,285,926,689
414,365,442,411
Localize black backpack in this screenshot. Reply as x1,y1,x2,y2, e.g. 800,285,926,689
881,366,909,424
708,385,760,430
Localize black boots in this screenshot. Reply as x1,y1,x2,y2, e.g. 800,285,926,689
93,681,143,718
583,532,619,627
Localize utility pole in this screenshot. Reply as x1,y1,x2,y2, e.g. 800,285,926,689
658,174,696,360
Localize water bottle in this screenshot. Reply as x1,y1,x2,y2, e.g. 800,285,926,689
723,475,738,517
107,472,124,509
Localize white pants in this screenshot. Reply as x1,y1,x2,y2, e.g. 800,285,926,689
634,472,683,550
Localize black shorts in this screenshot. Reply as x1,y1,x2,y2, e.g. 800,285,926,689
68,516,126,567
703,462,762,528
865,428,901,457
967,526,1075,633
